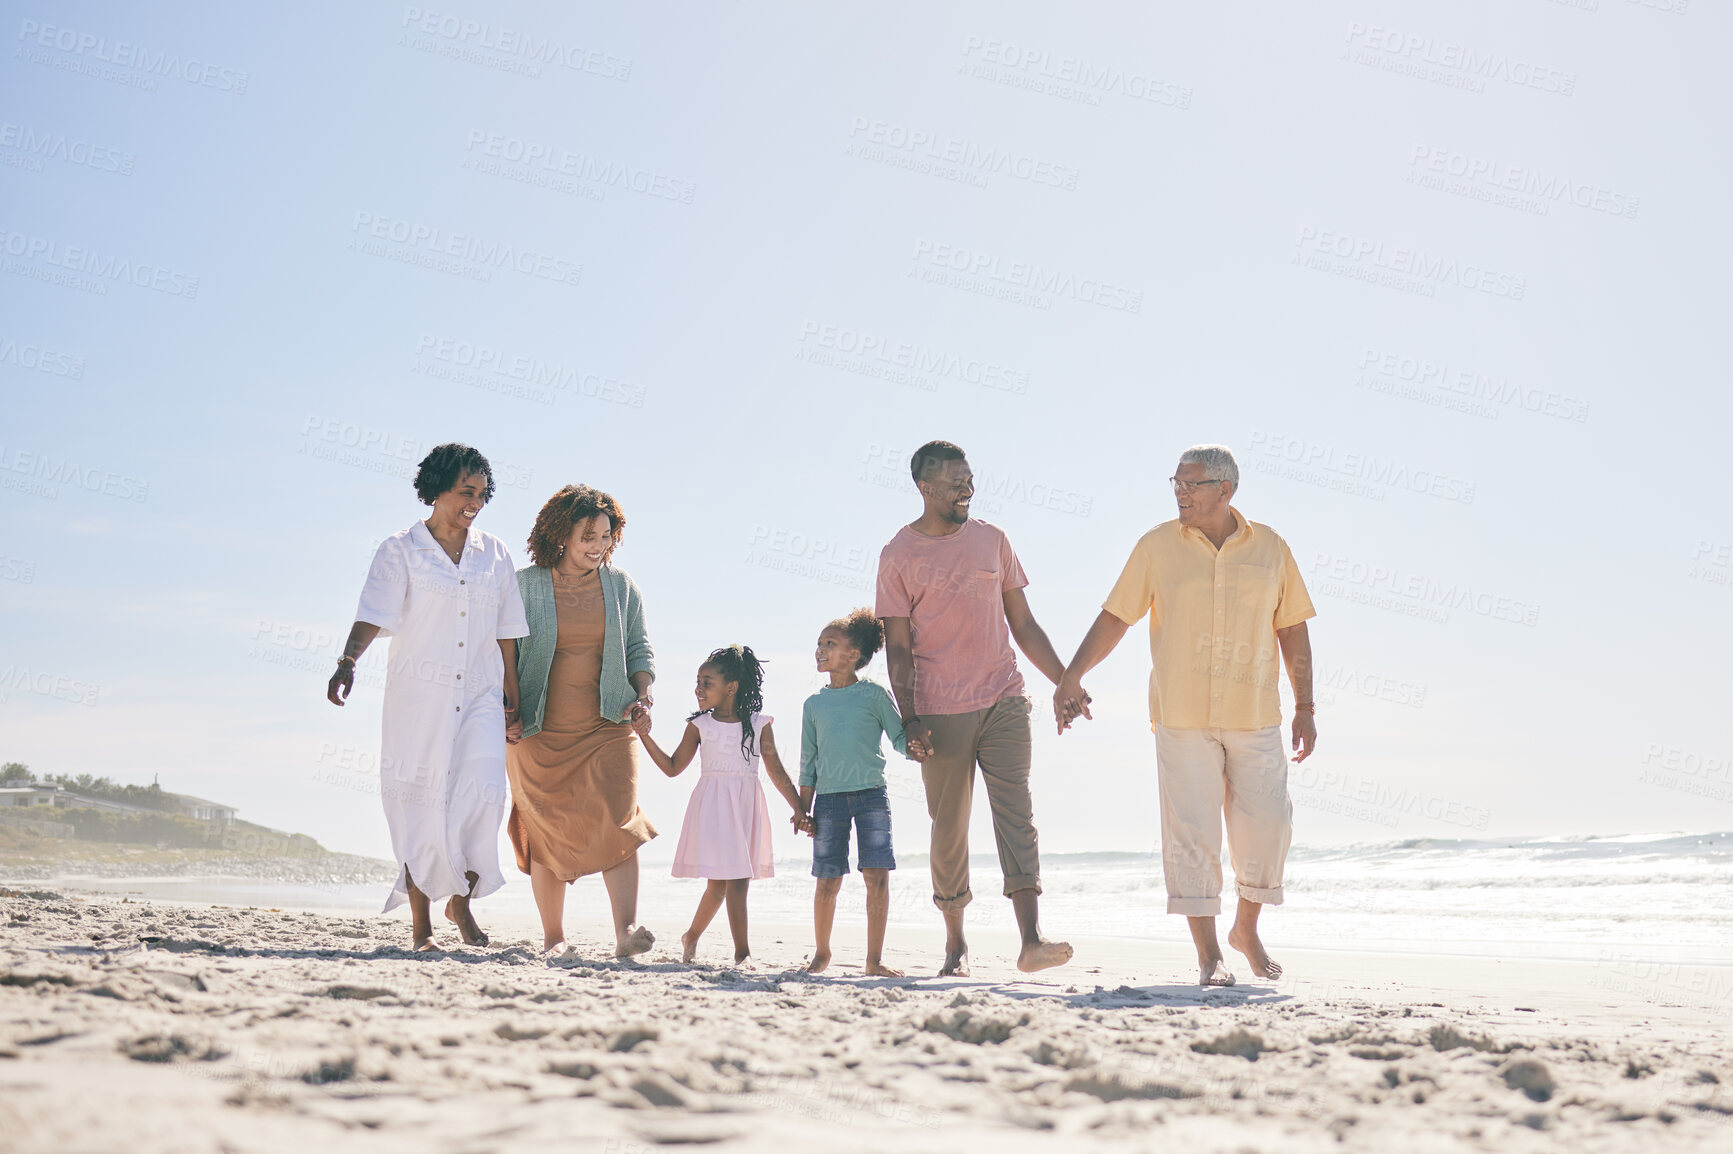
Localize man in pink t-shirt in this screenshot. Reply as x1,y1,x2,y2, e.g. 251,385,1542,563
877,440,1074,976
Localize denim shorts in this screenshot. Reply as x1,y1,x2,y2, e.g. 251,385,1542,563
811,786,895,877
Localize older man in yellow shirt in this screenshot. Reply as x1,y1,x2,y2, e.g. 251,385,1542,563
1055,445,1316,987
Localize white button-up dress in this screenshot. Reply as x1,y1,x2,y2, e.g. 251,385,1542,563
354,520,530,912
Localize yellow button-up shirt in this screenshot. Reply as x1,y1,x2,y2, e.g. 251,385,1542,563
1101,508,1315,731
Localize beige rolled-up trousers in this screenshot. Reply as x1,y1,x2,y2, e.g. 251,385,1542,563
1154,724,1291,916
921,695,1041,912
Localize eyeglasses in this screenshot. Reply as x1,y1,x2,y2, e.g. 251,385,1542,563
1170,477,1224,494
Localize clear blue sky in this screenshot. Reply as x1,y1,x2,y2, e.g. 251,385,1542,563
4,1,1730,862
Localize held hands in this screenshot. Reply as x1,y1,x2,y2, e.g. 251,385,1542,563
627,690,653,734
1052,676,1093,735
903,719,933,762
790,810,814,836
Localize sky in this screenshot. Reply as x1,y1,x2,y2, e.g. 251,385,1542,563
3,1,1731,865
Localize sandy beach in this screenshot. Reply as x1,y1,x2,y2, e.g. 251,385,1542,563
3,884,1729,1153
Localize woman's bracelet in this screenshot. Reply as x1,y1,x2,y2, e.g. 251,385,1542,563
1293,702,1316,713
335,655,356,668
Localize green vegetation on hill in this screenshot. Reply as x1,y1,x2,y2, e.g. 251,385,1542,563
60,808,213,847
1,762,328,856
2,762,180,812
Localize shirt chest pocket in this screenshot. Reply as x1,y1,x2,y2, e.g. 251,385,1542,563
962,568,1000,601
1236,563,1278,613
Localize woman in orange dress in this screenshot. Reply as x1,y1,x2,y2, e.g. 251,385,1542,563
509,484,657,957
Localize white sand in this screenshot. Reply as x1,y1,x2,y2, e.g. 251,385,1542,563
2,886,1730,1152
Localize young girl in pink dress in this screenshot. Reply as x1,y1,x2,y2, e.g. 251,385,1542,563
634,645,805,965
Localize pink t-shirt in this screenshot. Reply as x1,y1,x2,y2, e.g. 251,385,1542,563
875,518,1029,716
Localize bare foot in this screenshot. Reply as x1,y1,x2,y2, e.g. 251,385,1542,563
732,948,752,968
805,950,831,974
540,939,569,958
615,926,655,958
1227,923,1282,980
1017,939,1074,973
680,930,698,964
444,898,489,947
413,935,441,953
939,946,970,977
863,960,904,978
1199,957,1236,987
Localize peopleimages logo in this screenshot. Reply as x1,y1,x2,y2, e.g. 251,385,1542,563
349,212,581,287
399,7,631,79
1355,347,1589,424
1294,227,1525,301
15,19,249,93
860,442,1093,518
1342,22,1576,96
0,665,101,707
0,228,200,298
0,335,85,379
1310,551,1541,627
299,415,535,491
0,122,135,175
1247,430,1476,504
845,116,1080,190
959,36,1193,109
462,131,695,204
910,239,1143,313
413,332,645,408
1406,145,1639,220
797,321,1029,396
0,443,149,502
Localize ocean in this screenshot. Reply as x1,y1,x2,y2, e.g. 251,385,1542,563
35,831,1732,966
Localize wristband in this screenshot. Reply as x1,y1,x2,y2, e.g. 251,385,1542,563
336,655,356,668
1293,702,1315,713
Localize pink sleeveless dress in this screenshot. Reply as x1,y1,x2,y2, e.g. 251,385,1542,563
671,712,776,880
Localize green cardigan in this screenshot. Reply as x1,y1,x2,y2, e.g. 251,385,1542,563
515,563,654,735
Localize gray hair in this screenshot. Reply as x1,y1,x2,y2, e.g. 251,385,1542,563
1177,444,1239,488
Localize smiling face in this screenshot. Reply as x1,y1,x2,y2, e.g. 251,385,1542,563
919,458,975,525
562,513,617,571
1173,461,1233,528
693,662,737,714
815,626,861,674
432,470,489,527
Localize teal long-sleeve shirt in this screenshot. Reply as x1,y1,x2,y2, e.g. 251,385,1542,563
799,679,908,793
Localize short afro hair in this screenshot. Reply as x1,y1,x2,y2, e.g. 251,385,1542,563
827,607,885,670
525,484,626,568
910,439,967,485
414,443,496,505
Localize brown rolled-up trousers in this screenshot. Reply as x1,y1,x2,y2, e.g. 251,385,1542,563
920,694,1041,912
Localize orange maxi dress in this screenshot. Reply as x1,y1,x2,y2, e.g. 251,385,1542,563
505,566,656,880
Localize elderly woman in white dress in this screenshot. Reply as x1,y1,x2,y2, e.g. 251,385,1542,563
327,443,530,951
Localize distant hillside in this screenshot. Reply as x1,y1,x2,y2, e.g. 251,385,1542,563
0,761,332,855
2,763,180,809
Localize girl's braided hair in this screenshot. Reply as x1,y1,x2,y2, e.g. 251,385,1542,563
829,607,884,670
689,644,767,758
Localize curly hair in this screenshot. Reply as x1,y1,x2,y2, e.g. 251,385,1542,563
524,484,626,568
689,645,766,759
828,607,884,670
414,443,496,505
909,439,967,485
